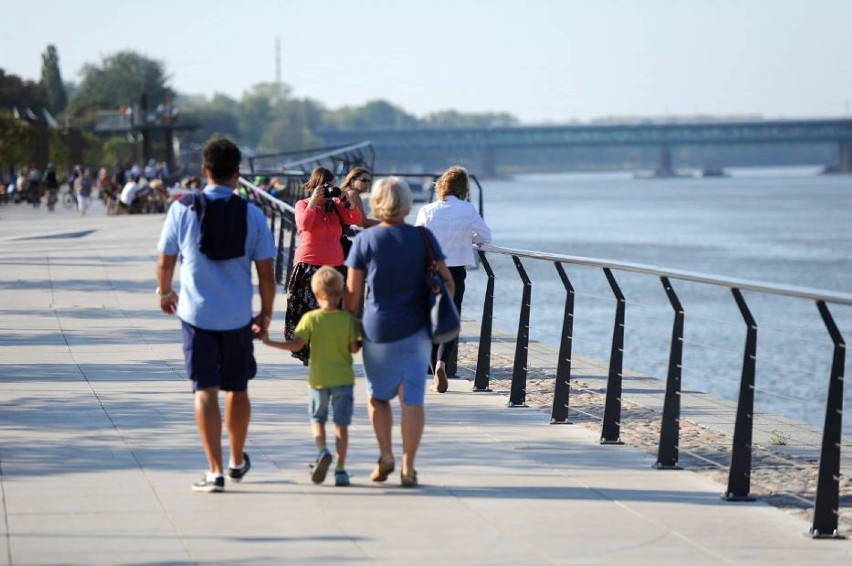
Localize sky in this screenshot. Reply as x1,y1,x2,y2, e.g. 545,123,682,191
5,0,852,124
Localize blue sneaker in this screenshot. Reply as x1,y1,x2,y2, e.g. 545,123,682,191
334,469,350,487
311,448,333,484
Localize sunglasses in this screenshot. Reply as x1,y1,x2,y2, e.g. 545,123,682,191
357,177,371,183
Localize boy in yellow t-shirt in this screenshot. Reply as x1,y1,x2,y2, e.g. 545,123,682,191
262,266,361,486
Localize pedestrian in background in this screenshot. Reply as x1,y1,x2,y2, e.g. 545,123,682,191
415,165,491,392
284,167,361,365
156,137,276,492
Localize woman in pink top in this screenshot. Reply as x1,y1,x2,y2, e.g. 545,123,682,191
285,167,362,364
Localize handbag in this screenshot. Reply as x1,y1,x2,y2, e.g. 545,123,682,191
417,227,460,344
332,201,353,259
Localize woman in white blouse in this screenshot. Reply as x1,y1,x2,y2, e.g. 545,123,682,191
415,165,492,393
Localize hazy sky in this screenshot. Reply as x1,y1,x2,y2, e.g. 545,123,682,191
5,0,852,123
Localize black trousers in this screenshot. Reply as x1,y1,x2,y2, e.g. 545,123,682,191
431,266,466,374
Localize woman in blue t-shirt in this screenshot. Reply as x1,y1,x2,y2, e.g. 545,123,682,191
344,177,454,488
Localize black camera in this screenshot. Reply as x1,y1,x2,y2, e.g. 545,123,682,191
322,183,341,198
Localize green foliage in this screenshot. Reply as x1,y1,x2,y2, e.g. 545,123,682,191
66,50,171,129
768,430,789,446
0,69,45,112
96,135,135,169
0,113,33,166
323,99,418,129
40,45,67,115
423,110,519,128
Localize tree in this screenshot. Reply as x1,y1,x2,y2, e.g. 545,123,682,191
40,44,67,115
177,92,242,144
66,50,171,129
0,113,33,167
323,100,418,129
238,83,291,149
0,69,45,112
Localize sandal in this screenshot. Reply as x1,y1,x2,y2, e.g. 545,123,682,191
400,469,418,488
370,455,395,482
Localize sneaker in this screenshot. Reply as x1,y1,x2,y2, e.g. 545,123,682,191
311,448,333,484
192,474,225,493
434,366,448,393
228,452,251,482
334,469,350,487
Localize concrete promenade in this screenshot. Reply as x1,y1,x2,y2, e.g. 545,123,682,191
1,202,850,565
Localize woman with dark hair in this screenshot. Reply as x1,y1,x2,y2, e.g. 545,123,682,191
415,165,491,393
284,166,362,364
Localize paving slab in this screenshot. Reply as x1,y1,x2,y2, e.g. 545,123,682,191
0,202,850,565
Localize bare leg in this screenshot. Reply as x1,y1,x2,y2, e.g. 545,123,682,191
312,421,327,450
335,425,349,467
400,402,425,475
224,390,250,467
368,397,394,459
194,388,223,473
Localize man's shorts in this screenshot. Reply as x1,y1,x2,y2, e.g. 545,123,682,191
181,321,256,392
309,385,354,426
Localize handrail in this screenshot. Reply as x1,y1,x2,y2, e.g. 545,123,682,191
238,159,847,537
238,177,296,214
472,241,848,538
475,243,852,306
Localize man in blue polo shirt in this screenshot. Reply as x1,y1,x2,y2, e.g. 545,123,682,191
156,137,276,493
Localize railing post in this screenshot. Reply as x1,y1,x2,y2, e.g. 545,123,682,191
473,250,494,392
284,221,297,286
656,276,683,469
810,301,846,538
724,288,757,501
601,268,625,444
551,262,574,424
273,216,286,285
508,256,530,407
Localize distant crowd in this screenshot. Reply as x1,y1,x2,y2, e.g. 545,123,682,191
1,162,288,216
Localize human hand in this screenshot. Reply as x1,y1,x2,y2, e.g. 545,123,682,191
308,186,326,207
251,313,271,338
159,291,178,315
339,191,352,209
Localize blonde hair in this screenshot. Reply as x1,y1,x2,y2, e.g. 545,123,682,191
435,165,469,200
311,266,344,298
370,177,413,221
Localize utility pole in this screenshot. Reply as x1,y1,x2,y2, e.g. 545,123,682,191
275,37,282,95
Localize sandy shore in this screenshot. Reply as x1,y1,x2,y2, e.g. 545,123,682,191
454,343,852,533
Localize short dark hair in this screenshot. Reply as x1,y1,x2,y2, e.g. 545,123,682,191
202,137,242,183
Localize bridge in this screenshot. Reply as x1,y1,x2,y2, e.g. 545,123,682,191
317,118,852,177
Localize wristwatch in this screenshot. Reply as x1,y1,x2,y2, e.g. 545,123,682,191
155,287,175,298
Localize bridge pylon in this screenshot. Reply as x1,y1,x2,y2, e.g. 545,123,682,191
838,140,852,173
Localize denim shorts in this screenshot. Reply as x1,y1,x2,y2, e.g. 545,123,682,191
361,327,430,406
309,385,354,426
181,321,256,392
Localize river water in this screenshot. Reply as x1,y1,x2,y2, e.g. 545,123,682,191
440,167,852,433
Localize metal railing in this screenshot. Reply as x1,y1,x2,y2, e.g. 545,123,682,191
470,243,850,538
236,145,850,537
